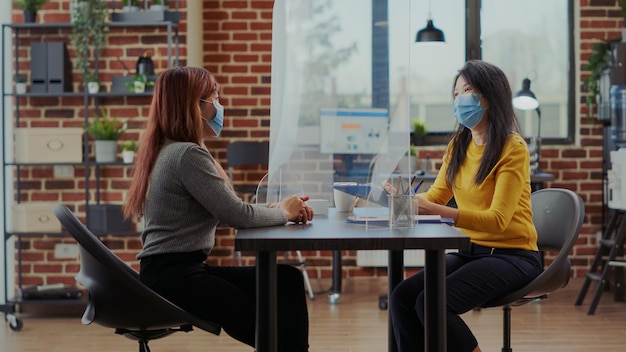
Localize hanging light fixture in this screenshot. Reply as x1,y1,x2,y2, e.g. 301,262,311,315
416,0,445,43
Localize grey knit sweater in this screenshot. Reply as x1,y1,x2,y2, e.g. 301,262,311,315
137,141,288,259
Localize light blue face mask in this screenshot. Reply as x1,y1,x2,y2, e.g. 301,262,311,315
206,100,224,136
453,93,484,128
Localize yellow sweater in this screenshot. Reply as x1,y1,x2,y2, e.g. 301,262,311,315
424,133,538,251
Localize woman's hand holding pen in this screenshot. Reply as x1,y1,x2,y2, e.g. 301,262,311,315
280,195,314,224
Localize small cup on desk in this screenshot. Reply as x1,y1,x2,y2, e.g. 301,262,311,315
388,194,415,229
307,199,329,215
333,189,357,212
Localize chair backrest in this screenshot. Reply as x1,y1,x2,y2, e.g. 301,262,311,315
529,188,584,294
52,205,221,335
226,140,270,180
485,188,584,306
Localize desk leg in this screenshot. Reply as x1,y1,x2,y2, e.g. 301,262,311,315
256,251,277,352
424,249,446,352
388,250,404,352
329,250,342,304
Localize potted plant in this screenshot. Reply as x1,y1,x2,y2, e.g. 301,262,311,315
412,120,427,146
13,0,50,23
583,38,620,118
120,140,138,163
125,72,155,93
70,0,109,92
85,108,126,163
15,74,27,94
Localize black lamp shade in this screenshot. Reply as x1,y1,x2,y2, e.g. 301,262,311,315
416,19,445,43
513,78,539,110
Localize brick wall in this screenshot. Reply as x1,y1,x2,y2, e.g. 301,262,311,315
6,0,620,292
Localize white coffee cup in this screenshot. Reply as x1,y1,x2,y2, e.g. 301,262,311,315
333,189,357,212
307,199,329,215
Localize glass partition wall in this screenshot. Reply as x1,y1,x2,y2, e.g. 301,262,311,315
267,0,451,208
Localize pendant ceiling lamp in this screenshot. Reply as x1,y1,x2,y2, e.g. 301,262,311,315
416,0,445,43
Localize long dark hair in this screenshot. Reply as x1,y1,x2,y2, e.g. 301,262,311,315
124,66,219,219
446,60,521,187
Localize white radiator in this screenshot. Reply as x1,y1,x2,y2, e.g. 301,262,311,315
356,249,458,267
357,250,424,267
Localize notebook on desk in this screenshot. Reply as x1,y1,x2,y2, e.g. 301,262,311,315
346,208,454,225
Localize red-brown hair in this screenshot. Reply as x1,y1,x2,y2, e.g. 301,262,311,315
123,66,219,219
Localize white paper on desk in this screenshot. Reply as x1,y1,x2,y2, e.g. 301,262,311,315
347,208,449,224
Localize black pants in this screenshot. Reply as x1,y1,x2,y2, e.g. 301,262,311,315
140,251,309,352
389,244,542,352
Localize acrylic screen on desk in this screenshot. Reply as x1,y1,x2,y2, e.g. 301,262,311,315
319,108,388,155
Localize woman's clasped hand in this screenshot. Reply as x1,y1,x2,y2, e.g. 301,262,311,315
279,195,314,224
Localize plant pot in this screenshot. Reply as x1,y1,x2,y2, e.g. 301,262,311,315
133,81,146,93
23,10,37,23
413,135,426,146
150,5,169,11
15,82,27,94
87,81,100,94
94,140,118,163
122,6,140,12
122,150,135,164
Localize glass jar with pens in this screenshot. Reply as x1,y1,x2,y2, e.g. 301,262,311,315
383,176,424,229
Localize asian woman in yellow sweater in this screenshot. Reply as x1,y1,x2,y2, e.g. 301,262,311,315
389,60,542,352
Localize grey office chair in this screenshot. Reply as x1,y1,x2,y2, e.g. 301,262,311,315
480,188,584,352
227,140,270,201
52,205,222,352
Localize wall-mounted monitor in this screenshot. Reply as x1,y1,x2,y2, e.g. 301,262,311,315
319,108,388,154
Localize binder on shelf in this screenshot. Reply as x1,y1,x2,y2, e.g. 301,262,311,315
29,42,73,93
47,42,72,93
30,42,47,93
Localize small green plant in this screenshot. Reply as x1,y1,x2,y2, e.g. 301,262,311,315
152,0,167,5
125,73,155,93
120,140,138,152
70,0,109,86
13,0,50,11
85,108,126,140
405,145,417,156
15,74,27,83
413,120,427,136
583,38,621,118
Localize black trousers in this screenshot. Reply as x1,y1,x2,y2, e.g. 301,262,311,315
389,244,542,352
140,251,309,352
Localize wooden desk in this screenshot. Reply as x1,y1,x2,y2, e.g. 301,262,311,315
235,210,470,352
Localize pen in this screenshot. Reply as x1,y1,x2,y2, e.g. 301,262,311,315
412,179,424,194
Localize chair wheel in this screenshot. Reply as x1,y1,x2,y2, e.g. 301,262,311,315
6,314,23,331
378,298,388,310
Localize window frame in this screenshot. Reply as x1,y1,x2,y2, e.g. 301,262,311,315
455,0,575,146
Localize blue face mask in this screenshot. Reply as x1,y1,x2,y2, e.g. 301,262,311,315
206,100,224,136
453,93,484,128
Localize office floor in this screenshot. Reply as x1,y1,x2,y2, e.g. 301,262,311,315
2,277,625,352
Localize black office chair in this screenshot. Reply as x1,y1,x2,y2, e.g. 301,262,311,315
227,140,270,265
52,205,222,352
480,188,584,352
227,140,270,200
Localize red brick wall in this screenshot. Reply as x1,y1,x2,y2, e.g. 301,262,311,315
6,0,620,291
